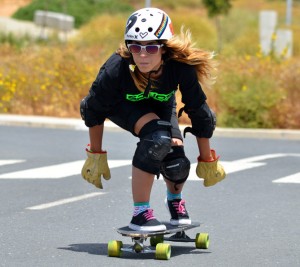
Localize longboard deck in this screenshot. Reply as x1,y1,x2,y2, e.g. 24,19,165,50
117,221,200,238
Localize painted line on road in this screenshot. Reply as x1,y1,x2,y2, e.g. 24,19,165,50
1,154,299,184
0,159,25,167
0,160,84,179
272,172,300,184
26,192,105,210
187,161,265,180
0,160,132,179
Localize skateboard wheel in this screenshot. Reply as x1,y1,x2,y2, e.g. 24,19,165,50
195,233,210,249
108,240,123,257
155,243,171,260
133,243,143,253
150,235,164,247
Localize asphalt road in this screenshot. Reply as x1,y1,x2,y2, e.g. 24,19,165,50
0,125,299,267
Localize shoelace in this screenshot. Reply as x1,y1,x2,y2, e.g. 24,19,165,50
143,209,156,221
172,200,186,215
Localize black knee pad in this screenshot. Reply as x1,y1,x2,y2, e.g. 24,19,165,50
160,146,191,186
132,120,172,175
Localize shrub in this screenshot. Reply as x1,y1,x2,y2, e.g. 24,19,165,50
214,54,299,128
12,0,133,28
0,45,97,117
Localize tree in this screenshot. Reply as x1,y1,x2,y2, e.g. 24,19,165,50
202,0,232,52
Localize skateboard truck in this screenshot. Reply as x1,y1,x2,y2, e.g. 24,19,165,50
126,237,153,254
166,230,194,242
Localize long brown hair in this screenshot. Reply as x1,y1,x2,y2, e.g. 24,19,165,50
116,27,217,92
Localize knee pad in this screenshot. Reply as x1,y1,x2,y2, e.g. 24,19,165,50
160,146,190,186
133,120,172,175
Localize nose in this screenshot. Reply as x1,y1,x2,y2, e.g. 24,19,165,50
139,47,148,56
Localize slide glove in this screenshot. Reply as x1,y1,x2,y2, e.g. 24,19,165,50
81,149,111,189
196,150,226,187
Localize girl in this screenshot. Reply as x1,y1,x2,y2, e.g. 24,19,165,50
80,7,225,232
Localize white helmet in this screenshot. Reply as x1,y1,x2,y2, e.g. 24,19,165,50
124,8,174,42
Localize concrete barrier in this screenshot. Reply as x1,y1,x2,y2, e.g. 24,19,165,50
34,10,74,32
259,10,293,58
275,29,293,58
259,10,277,55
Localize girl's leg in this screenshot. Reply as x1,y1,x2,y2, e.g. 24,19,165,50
132,166,155,203
165,138,185,195
129,113,168,231
163,138,191,225
165,179,184,194
132,112,159,204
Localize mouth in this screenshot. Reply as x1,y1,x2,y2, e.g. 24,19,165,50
137,62,150,72
138,62,149,66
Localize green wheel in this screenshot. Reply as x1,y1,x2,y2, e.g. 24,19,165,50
155,243,171,260
150,235,164,246
108,240,123,257
195,233,210,249
133,243,143,253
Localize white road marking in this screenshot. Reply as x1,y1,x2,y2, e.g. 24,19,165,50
1,153,297,210
0,160,132,179
189,153,300,183
0,159,25,166
231,153,286,163
187,161,265,180
130,153,300,184
26,192,105,210
1,154,299,184
272,172,300,184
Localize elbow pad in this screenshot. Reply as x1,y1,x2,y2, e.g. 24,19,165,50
181,103,216,138
80,94,105,127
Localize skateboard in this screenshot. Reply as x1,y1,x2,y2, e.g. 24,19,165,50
107,221,209,260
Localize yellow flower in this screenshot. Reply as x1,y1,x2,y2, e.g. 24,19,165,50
242,85,248,91
2,94,11,102
245,55,251,61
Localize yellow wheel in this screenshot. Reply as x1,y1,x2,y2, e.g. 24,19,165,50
155,243,171,260
150,235,164,246
195,233,210,249
108,240,123,257
133,243,143,253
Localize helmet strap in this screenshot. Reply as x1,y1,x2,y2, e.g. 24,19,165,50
143,62,164,97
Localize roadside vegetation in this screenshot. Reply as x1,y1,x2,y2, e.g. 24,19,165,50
0,0,299,128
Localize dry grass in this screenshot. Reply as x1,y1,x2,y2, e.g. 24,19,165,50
0,0,299,128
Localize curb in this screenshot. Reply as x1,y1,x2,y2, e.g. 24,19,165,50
1,114,300,140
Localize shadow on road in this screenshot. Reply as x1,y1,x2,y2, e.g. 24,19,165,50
58,243,211,259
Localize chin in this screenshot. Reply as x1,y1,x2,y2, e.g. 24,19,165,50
137,65,151,73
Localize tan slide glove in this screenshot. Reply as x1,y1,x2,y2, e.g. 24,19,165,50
196,150,226,187
81,149,111,189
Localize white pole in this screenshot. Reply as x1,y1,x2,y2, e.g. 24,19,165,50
286,0,292,25
145,0,151,8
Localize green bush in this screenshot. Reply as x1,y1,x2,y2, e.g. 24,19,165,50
12,0,133,28
215,55,286,128
0,32,32,49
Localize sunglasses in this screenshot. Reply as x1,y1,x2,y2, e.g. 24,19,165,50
127,44,164,55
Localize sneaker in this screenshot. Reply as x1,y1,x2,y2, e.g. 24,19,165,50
166,198,192,225
128,209,167,232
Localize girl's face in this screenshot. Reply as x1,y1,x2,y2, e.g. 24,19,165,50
129,41,164,74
